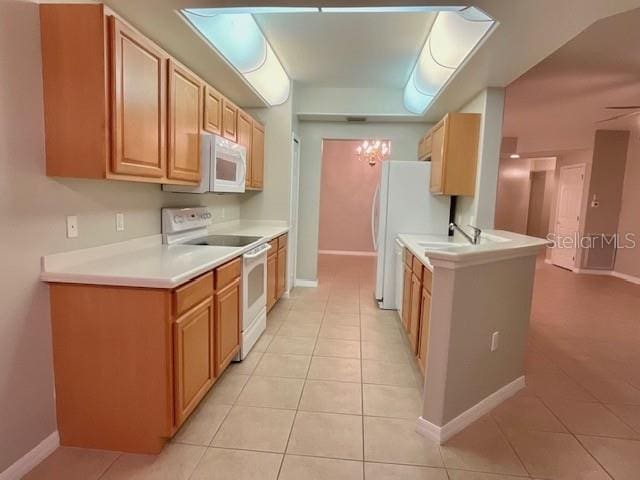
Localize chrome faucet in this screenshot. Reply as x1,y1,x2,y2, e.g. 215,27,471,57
449,222,482,245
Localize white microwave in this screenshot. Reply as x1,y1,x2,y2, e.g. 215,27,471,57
163,134,246,194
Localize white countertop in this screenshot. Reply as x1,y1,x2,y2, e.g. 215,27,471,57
40,221,289,288
398,229,550,270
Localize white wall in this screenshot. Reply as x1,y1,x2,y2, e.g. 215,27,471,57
296,121,429,282
456,88,506,228
295,86,409,117
243,97,294,222
0,1,241,472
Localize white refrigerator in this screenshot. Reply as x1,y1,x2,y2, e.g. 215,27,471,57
373,161,450,309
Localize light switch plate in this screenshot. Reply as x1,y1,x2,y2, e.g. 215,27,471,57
66,215,78,238
116,213,125,232
491,331,500,352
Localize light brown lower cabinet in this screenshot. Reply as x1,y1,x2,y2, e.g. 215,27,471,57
417,285,431,375
408,271,422,355
401,249,433,376
267,234,288,312
48,259,242,454
173,297,215,426
402,260,412,332
215,278,241,373
267,241,278,311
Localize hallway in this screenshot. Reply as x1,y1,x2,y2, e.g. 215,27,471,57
25,255,640,479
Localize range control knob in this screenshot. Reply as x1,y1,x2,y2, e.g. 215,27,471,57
173,215,185,224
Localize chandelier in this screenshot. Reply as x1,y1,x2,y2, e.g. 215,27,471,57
356,140,390,166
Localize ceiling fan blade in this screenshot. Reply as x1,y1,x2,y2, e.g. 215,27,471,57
596,111,640,123
605,106,640,110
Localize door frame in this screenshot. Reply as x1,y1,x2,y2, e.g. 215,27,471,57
551,163,586,270
288,134,301,292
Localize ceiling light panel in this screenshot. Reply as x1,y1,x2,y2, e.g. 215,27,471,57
182,9,291,106
403,6,495,115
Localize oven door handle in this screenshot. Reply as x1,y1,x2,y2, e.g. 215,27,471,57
243,243,271,259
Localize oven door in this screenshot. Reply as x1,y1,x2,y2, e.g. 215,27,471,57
211,135,246,193
242,243,270,329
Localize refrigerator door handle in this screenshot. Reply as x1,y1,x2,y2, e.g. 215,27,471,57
371,183,380,251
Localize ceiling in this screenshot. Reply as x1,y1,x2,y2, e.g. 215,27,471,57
503,7,640,155
100,0,640,117
254,12,435,88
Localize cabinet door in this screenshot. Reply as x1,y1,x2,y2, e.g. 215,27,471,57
276,247,286,299
429,123,445,193
251,122,264,189
167,60,202,182
267,253,277,311
203,85,222,135
417,287,431,375
215,279,241,372
222,98,237,142
409,273,422,355
110,17,167,178
237,111,253,189
173,298,215,427
401,264,412,333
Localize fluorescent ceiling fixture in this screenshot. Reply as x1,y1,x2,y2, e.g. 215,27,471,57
509,154,521,159
320,6,465,13
403,6,495,115
404,74,434,114
185,7,319,14
182,9,290,105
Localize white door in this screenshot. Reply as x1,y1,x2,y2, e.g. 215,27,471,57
551,164,585,270
288,137,300,290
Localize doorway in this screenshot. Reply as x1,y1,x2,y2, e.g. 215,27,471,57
317,139,384,257
550,164,586,270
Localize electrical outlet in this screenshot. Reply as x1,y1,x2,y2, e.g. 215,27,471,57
66,215,78,238
116,213,125,232
491,331,500,352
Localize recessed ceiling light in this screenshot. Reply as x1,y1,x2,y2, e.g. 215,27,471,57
403,7,496,115
510,154,521,159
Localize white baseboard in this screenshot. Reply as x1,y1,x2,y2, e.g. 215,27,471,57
0,431,59,480
318,250,376,257
416,376,525,444
574,268,612,275
569,268,640,285
295,279,318,288
611,271,640,285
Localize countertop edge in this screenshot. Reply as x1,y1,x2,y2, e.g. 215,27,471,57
398,231,550,271
40,224,290,289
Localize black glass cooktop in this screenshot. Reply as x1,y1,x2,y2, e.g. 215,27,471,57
185,235,261,247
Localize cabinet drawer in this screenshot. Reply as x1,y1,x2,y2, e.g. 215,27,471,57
412,256,423,277
173,272,213,316
268,239,278,256
422,266,433,293
403,249,412,267
278,234,288,250
215,257,242,291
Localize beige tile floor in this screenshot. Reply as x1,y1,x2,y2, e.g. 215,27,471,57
25,254,640,479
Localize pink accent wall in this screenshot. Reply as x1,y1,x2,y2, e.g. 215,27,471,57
318,140,382,253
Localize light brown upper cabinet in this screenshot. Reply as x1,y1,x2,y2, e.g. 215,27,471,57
111,18,168,179
40,4,198,185
203,85,223,135
237,110,253,189
418,112,481,196
251,121,265,190
167,60,203,182
222,98,238,142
